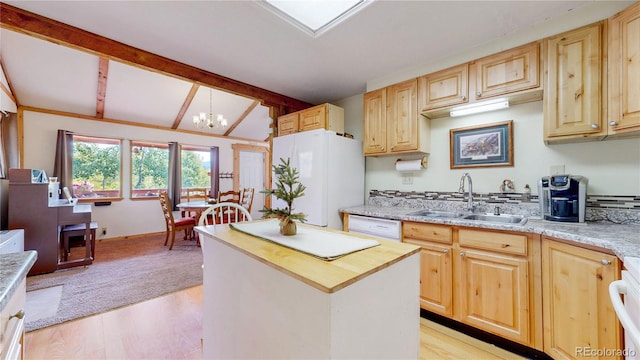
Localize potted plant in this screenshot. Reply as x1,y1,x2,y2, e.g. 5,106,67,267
260,158,307,236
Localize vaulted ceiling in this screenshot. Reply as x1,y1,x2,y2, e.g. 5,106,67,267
0,1,631,142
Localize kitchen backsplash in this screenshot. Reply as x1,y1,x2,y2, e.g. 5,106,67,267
368,190,640,225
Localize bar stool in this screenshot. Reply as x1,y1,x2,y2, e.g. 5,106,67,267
61,221,98,261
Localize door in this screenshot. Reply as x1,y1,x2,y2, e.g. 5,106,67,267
458,248,530,345
232,144,269,219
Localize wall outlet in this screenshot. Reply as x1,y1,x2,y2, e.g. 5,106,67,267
550,165,565,175
402,173,413,185
101,227,107,236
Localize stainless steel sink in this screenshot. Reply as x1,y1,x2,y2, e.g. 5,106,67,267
407,210,464,218
462,213,527,225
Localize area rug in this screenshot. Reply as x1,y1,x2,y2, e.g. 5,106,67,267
25,234,203,332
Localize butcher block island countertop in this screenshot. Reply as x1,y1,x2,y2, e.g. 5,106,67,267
195,222,421,359
196,221,420,293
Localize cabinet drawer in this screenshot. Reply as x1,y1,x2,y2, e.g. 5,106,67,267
403,222,452,244
459,229,527,256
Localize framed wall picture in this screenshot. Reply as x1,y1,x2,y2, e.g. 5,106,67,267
450,120,513,169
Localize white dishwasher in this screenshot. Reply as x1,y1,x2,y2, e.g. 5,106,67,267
347,214,401,242
610,256,640,359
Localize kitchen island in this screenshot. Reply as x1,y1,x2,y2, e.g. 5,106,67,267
195,222,421,359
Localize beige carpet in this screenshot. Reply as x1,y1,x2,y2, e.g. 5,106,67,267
25,234,202,332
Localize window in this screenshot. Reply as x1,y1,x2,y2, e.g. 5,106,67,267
72,135,122,200
181,146,211,195
130,141,169,198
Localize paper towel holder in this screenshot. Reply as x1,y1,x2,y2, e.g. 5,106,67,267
395,156,428,171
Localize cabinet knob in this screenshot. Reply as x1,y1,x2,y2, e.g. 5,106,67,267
601,259,611,265
381,147,385,151
460,252,465,257
443,249,449,254
462,96,467,101
591,124,599,129
609,121,619,126
10,309,25,320
476,91,481,97
390,146,394,150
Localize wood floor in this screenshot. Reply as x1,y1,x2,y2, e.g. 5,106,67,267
24,236,526,359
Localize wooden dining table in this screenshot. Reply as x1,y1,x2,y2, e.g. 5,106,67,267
176,200,216,224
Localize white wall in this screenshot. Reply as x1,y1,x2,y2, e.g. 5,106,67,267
362,101,640,196
21,110,268,239
338,1,640,197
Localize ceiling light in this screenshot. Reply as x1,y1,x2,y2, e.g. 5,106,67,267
261,0,372,37
450,98,510,117
193,89,228,129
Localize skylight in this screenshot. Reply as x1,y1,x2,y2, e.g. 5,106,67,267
262,0,371,37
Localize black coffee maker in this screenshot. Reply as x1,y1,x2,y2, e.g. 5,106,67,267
538,175,588,222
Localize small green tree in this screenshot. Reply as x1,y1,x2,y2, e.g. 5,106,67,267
260,158,307,224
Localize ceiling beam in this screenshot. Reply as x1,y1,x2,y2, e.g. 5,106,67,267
173,84,200,129
0,3,313,112
0,54,18,106
224,100,260,137
95,57,109,119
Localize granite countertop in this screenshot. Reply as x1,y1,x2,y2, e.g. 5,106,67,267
0,251,37,312
342,205,640,261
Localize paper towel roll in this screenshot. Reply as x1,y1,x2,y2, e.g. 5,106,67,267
395,157,427,171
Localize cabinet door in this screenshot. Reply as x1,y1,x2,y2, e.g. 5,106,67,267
542,238,621,360
277,113,298,136
405,239,453,317
608,2,640,134
387,79,418,153
544,23,605,139
458,248,531,345
299,104,326,132
418,64,469,112
474,42,540,99
363,88,387,155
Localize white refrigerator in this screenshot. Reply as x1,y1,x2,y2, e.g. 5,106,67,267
271,129,364,230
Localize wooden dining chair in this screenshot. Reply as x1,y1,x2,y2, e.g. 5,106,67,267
198,202,252,226
184,187,208,217
238,188,255,213
159,192,196,250
217,190,240,203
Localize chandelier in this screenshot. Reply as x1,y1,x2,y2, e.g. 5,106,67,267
193,88,228,129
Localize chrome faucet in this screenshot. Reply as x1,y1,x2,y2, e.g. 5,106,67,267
459,173,474,212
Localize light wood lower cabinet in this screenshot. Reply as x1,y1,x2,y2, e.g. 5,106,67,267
541,237,622,360
403,222,542,349
403,223,453,317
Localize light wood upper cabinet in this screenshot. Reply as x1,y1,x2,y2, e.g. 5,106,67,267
418,63,469,112
387,79,419,153
298,103,344,133
472,42,541,100
363,79,430,156
541,238,621,360
276,103,344,137
277,112,298,136
543,22,606,141
363,88,387,155
608,2,640,136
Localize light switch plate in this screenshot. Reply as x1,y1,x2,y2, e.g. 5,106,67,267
402,173,413,185
550,165,565,175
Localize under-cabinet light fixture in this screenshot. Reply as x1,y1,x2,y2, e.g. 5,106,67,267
450,98,509,117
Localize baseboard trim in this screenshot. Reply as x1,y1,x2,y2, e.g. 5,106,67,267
96,231,166,243
421,309,552,360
